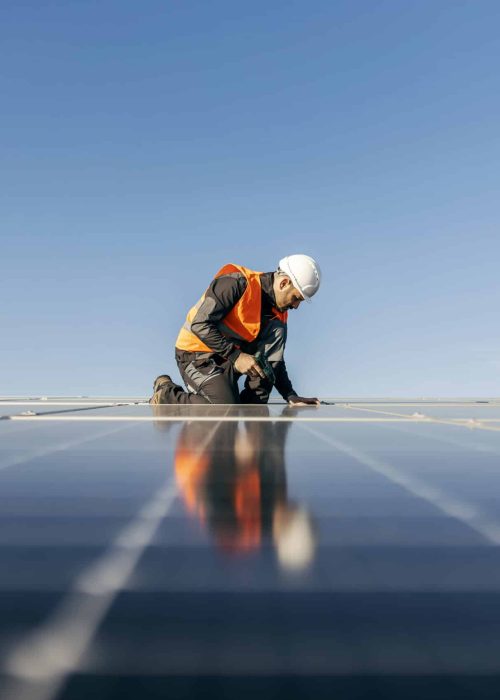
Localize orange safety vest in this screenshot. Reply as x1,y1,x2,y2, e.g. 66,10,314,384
175,263,287,353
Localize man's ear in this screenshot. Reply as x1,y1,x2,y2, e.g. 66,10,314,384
280,276,291,290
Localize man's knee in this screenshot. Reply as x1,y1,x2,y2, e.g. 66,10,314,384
201,387,240,404
198,373,240,404
206,395,240,405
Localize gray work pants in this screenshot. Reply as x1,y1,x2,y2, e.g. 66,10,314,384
161,318,287,405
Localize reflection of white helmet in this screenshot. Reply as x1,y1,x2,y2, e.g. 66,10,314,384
278,254,321,302
275,506,316,571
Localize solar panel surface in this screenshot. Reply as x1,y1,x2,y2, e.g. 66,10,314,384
1,398,500,700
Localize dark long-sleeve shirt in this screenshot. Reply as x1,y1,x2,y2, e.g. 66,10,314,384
178,271,297,401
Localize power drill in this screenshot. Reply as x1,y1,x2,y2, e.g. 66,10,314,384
254,351,275,384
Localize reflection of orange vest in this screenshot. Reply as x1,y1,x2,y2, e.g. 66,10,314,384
175,441,262,552
175,263,287,353
231,468,261,551
175,445,210,522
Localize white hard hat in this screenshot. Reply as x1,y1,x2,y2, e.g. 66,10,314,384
278,254,321,302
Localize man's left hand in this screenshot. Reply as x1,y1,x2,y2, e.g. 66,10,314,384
288,395,320,406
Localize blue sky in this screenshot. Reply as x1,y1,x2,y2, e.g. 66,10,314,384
1,0,499,397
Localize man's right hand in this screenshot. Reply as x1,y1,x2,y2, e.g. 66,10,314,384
234,352,266,379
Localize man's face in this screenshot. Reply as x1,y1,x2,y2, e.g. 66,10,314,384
275,277,304,312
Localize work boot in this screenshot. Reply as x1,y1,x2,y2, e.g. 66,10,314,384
149,374,173,405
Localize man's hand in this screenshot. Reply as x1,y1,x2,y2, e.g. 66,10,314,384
288,395,320,406
234,352,266,379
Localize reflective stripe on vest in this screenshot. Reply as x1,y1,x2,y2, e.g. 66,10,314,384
175,264,287,354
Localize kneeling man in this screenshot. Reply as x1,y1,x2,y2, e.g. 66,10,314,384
150,254,321,406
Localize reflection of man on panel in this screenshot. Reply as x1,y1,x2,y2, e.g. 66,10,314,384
171,406,317,570
150,255,321,405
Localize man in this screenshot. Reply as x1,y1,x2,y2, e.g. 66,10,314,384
150,254,321,406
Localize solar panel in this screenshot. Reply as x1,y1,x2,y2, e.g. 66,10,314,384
1,398,500,699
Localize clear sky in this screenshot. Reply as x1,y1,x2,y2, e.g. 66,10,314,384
1,0,499,398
